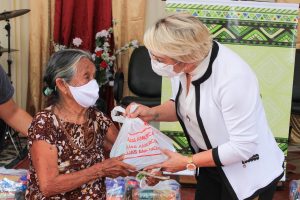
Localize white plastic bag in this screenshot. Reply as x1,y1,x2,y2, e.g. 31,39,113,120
110,106,176,170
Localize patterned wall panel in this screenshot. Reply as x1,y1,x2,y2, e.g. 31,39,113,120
166,2,298,47
276,0,300,48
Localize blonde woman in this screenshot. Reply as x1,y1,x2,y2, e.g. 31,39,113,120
126,13,284,200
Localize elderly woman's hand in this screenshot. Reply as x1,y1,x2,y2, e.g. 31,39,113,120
98,155,136,178
125,103,157,122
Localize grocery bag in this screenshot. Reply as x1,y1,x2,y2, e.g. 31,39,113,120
105,176,181,200
110,106,176,170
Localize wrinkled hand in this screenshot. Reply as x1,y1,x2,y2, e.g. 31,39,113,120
98,155,136,178
125,103,155,122
145,149,189,173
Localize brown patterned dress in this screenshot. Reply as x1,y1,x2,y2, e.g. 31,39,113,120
25,106,112,200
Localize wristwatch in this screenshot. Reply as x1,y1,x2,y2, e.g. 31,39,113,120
186,155,197,171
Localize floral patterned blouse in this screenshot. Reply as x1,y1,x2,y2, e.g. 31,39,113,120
25,106,112,200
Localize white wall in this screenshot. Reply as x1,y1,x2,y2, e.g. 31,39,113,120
0,0,29,109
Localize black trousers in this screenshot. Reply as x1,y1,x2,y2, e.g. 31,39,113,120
194,167,277,200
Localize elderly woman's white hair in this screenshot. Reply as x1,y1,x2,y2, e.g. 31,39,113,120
144,13,212,63
43,49,93,106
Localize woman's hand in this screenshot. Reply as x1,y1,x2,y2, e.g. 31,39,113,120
145,149,189,173
125,103,157,122
98,155,136,178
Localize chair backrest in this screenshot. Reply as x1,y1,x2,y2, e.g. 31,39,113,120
293,49,300,102
128,46,162,98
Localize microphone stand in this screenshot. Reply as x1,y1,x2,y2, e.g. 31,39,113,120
4,18,12,79
3,18,22,159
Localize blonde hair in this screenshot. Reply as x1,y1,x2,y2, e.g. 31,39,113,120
144,13,212,63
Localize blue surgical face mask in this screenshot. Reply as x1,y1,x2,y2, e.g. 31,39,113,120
151,59,182,78
68,79,99,108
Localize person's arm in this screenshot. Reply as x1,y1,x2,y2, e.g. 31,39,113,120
30,140,135,197
151,100,178,121
126,100,177,122
145,149,216,173
0,99,32,136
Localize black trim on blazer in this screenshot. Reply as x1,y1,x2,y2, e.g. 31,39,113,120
191,41,217,86
194,81,212,149
190,41,218,149
193,41,239,200
217,167,239,200
212,147,224,167
245,170,284,200
175,84,196,154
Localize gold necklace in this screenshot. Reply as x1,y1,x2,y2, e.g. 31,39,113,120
52,106,96,151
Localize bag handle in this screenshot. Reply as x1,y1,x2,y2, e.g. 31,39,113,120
111,106,126,123
111,104,140,123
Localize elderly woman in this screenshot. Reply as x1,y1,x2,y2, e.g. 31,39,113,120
25,49,135,199
127,13,284,200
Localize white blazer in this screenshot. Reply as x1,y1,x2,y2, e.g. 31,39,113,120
172,41,284,200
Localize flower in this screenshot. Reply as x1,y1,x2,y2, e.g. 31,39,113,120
96,29,110,38
72,37,82,47
54,43,67,52
95,50,102,57
100,60,108,68
131,40,139,48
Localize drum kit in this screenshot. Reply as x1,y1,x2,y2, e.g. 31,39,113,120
0,9,30,167
0,9,30,77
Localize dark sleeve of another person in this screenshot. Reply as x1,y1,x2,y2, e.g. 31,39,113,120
0,65,14,105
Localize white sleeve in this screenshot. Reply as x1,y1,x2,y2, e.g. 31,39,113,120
170,76,180,101
213,68,261,166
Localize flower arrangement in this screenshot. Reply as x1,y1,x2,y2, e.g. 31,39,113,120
54,28,139,87
53,37,83,51
93,28,138,86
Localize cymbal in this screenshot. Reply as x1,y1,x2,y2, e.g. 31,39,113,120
0,47,18,53
0,9,30,21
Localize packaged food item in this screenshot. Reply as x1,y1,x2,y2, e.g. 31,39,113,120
0,168,28,200
290,179,300,200
105,177,126,200
124,177,139,200
105,176,180,200
134,179,180,200
132,189,177,200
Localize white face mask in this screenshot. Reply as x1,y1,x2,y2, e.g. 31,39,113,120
151,59,182,78
68,79,99,108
